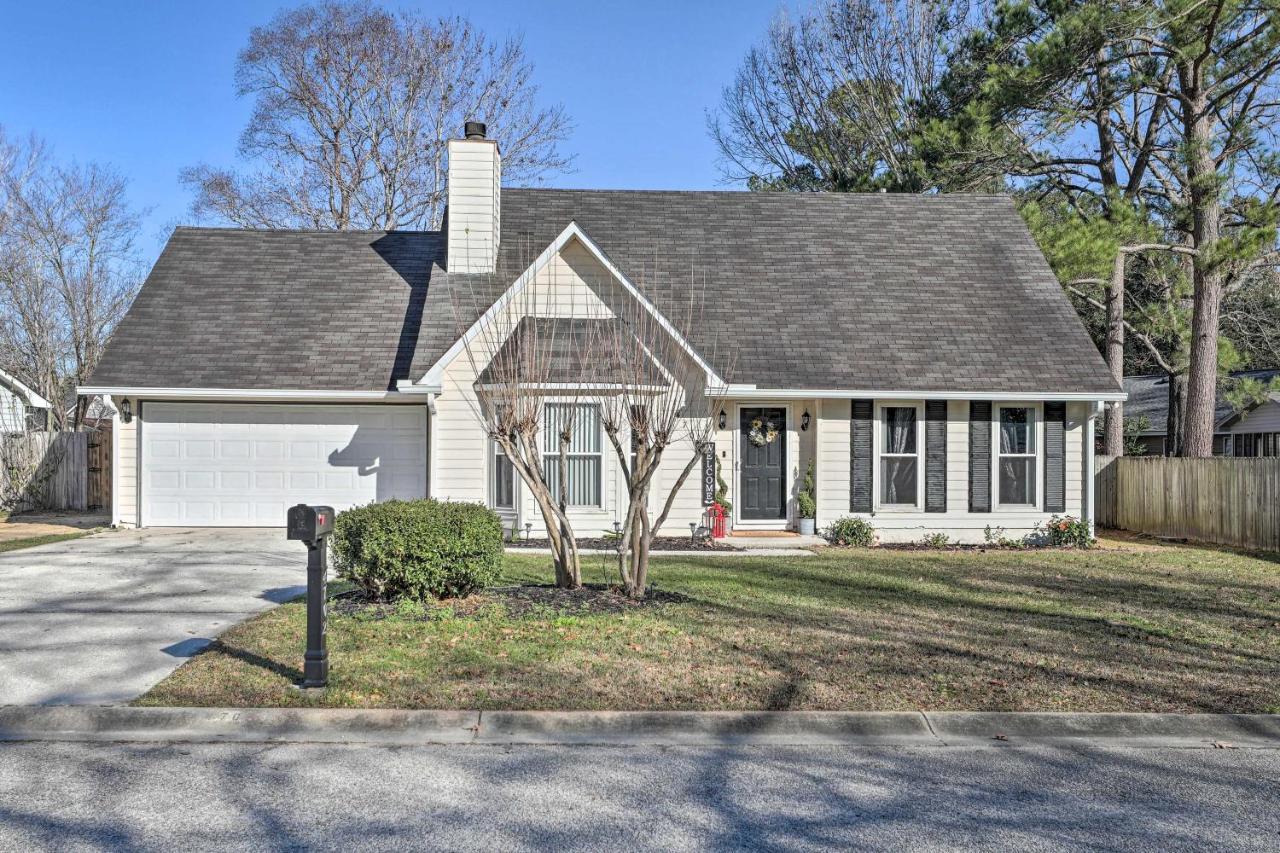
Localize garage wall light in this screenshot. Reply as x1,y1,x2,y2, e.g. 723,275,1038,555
120,399,132,424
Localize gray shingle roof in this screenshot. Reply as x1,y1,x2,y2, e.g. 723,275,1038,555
90,228,442,392
1124,369,1280,434
91,190,1119,395
476,317,666,387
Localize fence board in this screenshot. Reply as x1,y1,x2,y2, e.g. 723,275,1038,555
87,426,111,512
2,432,90,513
1093,455,1118,529
1095,455,1280,553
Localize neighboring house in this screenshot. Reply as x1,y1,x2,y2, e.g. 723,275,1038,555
1123,370,1280,457
81,125,1123,542
0,369,51,433
67,394,117,431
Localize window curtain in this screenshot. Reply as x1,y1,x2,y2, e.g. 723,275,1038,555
882,408,917,505
998,409,1034,505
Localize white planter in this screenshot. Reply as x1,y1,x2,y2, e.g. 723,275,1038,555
798,517,816,536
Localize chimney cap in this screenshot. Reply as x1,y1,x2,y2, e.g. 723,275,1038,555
464,121,487,140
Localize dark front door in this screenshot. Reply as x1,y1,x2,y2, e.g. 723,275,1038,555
740,407,786,520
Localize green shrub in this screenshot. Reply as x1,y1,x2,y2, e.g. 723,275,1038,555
331,499,503,601
920,532,953,548
823,516,875,547
714,457,732,514
797,460,816,519
1039,514,1094,548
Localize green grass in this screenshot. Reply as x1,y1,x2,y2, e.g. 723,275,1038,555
138,537,1280,713
0,530,95,553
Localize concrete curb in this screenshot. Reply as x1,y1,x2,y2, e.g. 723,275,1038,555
2,707,1278,748
504,548,816,557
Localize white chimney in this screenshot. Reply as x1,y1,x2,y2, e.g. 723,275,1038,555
447,121,501,274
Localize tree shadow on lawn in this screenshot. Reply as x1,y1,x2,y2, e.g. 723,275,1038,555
658,555,1280,712
197,639,304,685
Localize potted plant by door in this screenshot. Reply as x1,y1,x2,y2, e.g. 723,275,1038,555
797,460,816,535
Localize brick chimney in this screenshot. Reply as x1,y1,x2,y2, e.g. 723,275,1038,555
446,121,501,274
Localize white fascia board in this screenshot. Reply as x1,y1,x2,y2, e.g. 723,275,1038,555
77,386,430,403
716,385,1128,402
474,382,669,395
415,221,725,390
0,368,51,409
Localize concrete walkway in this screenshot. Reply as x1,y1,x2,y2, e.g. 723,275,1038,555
3,706,1277,749
0,528,304,705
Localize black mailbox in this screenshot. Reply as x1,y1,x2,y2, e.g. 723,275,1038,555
288,504,335,543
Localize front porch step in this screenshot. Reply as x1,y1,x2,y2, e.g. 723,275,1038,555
720,534,825,549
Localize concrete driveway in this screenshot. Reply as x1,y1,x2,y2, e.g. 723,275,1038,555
0,528,305,705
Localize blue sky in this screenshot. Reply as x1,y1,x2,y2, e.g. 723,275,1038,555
0,0,781,257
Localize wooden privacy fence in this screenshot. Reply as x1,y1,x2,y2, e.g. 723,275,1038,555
1094,455,1280,552
0,431,109,514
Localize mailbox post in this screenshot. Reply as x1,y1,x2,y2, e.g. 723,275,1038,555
287,504,335,689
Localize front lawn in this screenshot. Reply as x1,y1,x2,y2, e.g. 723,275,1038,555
138,537,1280,712
0,530,96,553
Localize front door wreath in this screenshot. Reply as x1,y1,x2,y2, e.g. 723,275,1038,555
747,416,780,447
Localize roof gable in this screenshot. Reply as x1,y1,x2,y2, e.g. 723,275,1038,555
416,221,721,390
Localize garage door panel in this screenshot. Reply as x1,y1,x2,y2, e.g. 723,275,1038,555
142,403,427,527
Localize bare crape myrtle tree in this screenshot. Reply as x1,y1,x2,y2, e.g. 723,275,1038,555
455,238,727,598
585,273,728,599
455,242,592,589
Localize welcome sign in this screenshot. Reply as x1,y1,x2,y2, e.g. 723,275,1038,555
699,442,716,507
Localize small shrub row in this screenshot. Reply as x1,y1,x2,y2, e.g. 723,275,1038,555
821,515,1095,549
331,499,503,601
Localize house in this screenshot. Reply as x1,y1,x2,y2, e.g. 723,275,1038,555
1123,370,1280,457
81,125,1123,543
0,368,51,433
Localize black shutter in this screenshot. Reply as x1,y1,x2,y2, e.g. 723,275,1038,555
968,401,991,513
925,400,947,513
1044,401,1066,512
850,399,873,513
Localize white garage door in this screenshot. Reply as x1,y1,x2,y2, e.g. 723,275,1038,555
142,403,427,527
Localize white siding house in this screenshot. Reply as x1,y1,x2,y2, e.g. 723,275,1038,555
83,124,1122,541
0,369,51,433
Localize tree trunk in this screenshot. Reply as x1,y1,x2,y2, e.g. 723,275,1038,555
1179,74,1223,458
1165,370,1187,456
1103,250,1126,456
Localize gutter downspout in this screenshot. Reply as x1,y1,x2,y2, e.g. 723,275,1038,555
110,398,122,528
1086,401,1104,537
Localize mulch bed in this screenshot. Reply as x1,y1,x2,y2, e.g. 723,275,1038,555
507,536,741,552
331,583,690,621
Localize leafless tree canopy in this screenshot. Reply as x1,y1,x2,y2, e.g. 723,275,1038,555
453,237,727,596
708,0,987,191
182,1,573,230
0,127,142,430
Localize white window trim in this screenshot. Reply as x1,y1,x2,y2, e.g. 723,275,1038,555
993,402,1043,510
873,401,924,511
542,401,604,509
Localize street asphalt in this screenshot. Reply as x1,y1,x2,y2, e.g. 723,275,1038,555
1,740,1278,851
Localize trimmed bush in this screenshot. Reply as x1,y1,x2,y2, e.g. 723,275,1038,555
823,516,876,547
331,499,503,601
1039,514,1094,549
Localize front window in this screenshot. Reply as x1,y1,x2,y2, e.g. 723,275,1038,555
998,407,1036,506
492,443,514,509
880,406,919,507
543,403,602,507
